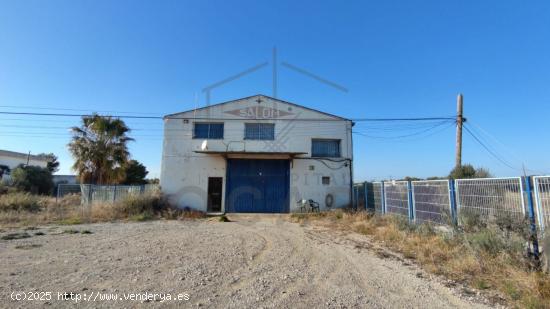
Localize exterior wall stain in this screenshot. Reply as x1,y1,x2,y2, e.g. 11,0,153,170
160,95,352,212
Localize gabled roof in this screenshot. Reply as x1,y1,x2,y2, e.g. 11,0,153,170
164,94,352,121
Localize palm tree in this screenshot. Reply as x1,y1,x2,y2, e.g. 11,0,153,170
68,114,134,184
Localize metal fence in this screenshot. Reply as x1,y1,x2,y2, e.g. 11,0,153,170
534,176,550,231
455,177,525,222
353,176,548,260
370,182,384,214
384,181,409,217
57,184,159,205
56,184,82,201
411,180,450,224
80,184,159,205
353,183,366,210
354,176,549,235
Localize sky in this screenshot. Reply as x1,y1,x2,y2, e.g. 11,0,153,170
0,0,549,181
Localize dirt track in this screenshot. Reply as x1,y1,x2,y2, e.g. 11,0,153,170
0,215,490,308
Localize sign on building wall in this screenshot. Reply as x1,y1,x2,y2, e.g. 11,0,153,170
224,106,294,119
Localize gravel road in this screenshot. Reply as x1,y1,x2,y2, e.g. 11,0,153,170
1,215,490,308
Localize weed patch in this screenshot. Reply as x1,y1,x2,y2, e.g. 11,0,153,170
0,193,41,212
15,244,42,249
1,232,31,240
218,215,231,222
0,190,207,228
58,217,83,225
291,210,550,308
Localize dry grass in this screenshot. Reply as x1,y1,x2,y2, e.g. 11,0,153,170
0,191,206,228
291,210,550,309
0,192,43,212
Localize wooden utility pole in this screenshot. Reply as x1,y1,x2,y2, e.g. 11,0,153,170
455,94,464,168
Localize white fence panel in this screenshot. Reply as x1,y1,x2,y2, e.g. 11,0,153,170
455,177,525,222
534,176,550,231
57,184,82,200
80,184,159,205
384,181,409,217
412,180,450,224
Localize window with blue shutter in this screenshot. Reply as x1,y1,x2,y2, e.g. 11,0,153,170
193,123,224,139
311,139,341,157
244,123,275,140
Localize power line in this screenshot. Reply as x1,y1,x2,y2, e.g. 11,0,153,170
463,124,520,171
0,111,161,119
354,120,453,131
0,105,160,115
353,121,454,141
352,117,455,122
353,120,451,139
467,121,524,163
464,121,549,175
0,111,456,122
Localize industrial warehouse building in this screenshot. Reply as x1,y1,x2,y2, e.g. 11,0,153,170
160,95,353,213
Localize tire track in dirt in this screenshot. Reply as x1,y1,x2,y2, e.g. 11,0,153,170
0,217,492,309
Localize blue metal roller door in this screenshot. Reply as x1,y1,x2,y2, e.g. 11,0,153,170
226,159,290,213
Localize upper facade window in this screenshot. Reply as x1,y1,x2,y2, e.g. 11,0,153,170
312,139,341,157
193,123,224,139
244,123,275,140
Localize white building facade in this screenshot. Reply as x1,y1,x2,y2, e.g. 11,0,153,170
0,150,50,183
160,95,353,213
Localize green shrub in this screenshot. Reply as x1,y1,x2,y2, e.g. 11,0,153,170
129,212,154,221
494,213,531,240
393,215,416,233
459,209,487,232
449,164,492,179
11,165,54,195
416,222,436,237
0,183,8,195
0,192,41,212
466,227,524,258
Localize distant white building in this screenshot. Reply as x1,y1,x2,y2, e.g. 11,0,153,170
52,175,79,186
160,95,353,213
0,150,50,182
